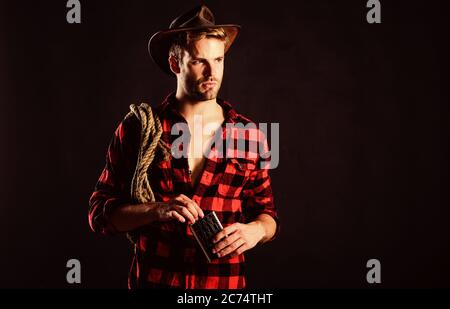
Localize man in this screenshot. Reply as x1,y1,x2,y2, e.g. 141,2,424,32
88,5,279,289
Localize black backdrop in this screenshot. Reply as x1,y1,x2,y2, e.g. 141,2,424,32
0,0,448,288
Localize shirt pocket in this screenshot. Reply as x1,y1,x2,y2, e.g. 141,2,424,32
217,157,257,199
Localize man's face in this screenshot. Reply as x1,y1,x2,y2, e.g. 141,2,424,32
177,37,225,101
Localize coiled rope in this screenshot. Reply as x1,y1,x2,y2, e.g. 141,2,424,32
124,103,171,244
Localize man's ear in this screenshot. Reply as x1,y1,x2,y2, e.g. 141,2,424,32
168,55,181,74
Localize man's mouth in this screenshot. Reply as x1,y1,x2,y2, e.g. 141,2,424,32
201,81,217,89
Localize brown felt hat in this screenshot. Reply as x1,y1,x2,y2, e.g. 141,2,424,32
148,5,241,76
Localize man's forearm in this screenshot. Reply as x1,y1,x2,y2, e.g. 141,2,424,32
251,213,277,244
109,202,159,233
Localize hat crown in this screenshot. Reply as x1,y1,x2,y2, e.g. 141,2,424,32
169,5,215,29
149,5,240,76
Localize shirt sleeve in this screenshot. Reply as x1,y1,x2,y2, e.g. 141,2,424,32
88,114,140,235
241,129,280,241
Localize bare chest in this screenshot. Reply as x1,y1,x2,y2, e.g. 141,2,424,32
187,117,224,186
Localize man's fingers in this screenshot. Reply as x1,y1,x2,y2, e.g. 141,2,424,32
173,196,189,206
175,195,203,220
217,238,246,258
213,224,239,243
177,194,189,200
177,206,196,224
169,210,186,223
180,195,204,218
213,231,240,253
185,202,199,220
229,243,248,258
195,204,204,218
176,194,195,206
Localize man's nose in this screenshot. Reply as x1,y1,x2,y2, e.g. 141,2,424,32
203,61,216,79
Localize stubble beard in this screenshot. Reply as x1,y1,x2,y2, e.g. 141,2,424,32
184,75,222,102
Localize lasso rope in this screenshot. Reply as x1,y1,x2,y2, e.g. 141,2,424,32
124,103,171,244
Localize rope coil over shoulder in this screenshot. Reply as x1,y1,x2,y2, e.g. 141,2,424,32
124,103,171,244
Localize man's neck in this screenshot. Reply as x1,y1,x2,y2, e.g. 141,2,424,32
175,93,219,122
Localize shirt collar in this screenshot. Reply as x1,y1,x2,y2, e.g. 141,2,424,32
157,91,239,124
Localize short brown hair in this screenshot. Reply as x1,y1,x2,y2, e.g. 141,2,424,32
169,27,227,63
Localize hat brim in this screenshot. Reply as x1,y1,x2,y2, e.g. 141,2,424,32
148,24,241,76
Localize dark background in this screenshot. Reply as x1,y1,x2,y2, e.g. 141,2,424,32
0,0,448,288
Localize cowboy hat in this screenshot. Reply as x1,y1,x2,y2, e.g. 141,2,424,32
148,5,241,76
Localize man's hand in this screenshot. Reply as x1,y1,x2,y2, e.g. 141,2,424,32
152,194,204,224
211,221,266,258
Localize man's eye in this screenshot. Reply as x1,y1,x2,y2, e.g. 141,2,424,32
191,60,200,65
216,58,223,63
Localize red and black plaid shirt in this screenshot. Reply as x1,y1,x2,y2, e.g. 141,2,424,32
88,92,279,289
